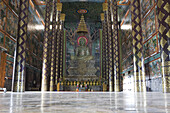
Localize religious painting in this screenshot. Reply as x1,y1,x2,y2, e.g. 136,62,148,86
122,54,133,71
145,58,162,78
0,31,4,46
155,5,158,31
5,61,13,77
0,49,2,65
0,0,7,30
38,43,43,58
32,56,37,67
142,9,156,42
32,36,38,55
141,0,154,18
26,50,31,65
6,9,18,39
143,35,157,58
8,0,19,13
5,36,15,56
121,30,132,60
65,20,101,84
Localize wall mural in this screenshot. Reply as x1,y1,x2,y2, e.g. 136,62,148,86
5,36,15,56
63,2,102,84
6,8,18,39
5,61,13,78
65,20,101,88
0,0,7,30
141,0,154,18
143,35,157,58
66,28,101,78
145,59,162,78
8,0,19,13
121,30,132,60
0,31,4,46
142,8,156,42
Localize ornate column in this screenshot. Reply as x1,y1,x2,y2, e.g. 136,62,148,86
50,0,58,91
59,13,65,81
157,0,170,93
131,0,146,92
41,0,52,91
111,0,120,92
102,2,109,90
12,0,29,92
55,3,62,88
100,13,105,80
107,1,113,92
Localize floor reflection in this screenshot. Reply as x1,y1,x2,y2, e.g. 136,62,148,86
0,92,169,113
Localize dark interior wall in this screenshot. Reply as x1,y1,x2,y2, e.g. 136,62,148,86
0,0,44,91
121,0,162,92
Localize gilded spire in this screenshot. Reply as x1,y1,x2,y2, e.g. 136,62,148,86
77,15,88,33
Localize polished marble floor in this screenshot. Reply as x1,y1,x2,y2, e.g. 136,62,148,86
0,92,169,113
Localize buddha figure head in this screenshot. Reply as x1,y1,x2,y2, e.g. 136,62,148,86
79,38,86,46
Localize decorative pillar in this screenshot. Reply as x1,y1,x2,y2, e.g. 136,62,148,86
59,13,65,81
102,2,109,90
100,13,105,80
131,0,146,92
111,0,120,92
63,30,66,79
55,3,62,88
12,0,29,92
107,1,113,92
50,0,58,91
157,0,170,93
41,0,52,91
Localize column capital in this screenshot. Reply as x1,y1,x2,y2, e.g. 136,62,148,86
60,13,66,21
103,3,108,11
100,13,104,21
57,3,62,11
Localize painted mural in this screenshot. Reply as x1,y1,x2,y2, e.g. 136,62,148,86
65,24,101,77
8,0,19,13
0,0,7,30
5,36,15,56
143,35,157,58
0,49,2,64
145,59,162,78
0,31,4,46
141,0,154,18
5,61,13,78
6,9,18,39
0,0,44,90
63,2,102,81
142,8,156,42
122,54,133,71
121,30,132,60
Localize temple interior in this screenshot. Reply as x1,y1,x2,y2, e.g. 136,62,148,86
0,0,169,112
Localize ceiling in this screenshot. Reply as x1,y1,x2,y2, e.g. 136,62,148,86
61,0,105,2
62,2,103,23
34,0,130,29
